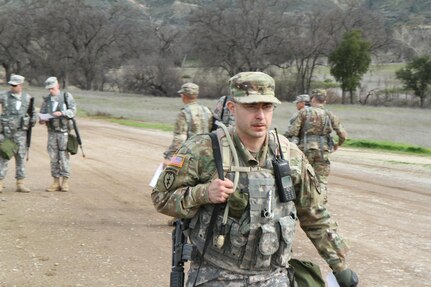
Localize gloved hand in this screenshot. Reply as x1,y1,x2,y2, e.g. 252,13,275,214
333,268,359,287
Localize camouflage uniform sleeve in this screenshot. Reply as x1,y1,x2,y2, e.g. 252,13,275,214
64,92,77,118
152,134,217,218
328,111,347,146
284,110,304,138
288,144,349,272
163,110,188,160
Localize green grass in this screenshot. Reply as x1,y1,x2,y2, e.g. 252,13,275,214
104,117,173,132
344,138,431,156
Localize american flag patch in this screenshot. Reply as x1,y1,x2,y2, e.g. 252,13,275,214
169,155,185,168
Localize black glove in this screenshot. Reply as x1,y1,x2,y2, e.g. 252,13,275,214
333,268,359,287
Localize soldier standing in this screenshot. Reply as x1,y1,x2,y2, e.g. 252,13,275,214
39,77,77,192
163,82,214,166
0,74,36,193
152,72,358,287
285,89,347,202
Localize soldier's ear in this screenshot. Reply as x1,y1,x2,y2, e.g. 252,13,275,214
226,101,236,114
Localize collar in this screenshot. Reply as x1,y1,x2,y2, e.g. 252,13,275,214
232,131,269,167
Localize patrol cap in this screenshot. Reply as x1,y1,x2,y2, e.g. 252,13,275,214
178,82,199,97
8,74,25,86
293,94,310,104
229,72,281,104
311,89,327,101
44,77,58,89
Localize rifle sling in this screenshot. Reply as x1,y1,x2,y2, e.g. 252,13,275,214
192,132,224,287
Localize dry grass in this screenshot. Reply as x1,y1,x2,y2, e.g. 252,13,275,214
6,84,430,148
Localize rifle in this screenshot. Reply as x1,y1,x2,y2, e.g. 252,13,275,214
64,93,85,157
25,97,34,161
170,219,193,287
71,117,85,157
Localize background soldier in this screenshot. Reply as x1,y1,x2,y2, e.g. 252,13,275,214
39,77,77,192
285,89,347,202
152,72,358,287
162,82,214,225
0,74,36,193
213,95,235,127
163,82,213,166
285,94,310,144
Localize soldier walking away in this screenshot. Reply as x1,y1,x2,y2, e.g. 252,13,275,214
0,75,36,193
163,82,214,225
285,94,310,144
285,89,347,202
213,95,235,128
152,72,358,287
39,77,77,192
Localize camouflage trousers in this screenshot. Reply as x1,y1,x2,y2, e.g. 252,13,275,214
47,131,70,178
187,260,292,287
0,131,27,180
303,149,330,202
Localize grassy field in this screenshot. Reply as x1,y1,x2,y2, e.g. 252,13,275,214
4,81,430,150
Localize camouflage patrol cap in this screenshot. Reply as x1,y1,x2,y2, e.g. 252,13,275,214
178,82,199,97
312,89,327,100
293,94,310,104
8,74,25,86
229,72,281,104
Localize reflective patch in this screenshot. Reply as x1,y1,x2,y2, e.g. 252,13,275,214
163,172,176,190
168,155,185,168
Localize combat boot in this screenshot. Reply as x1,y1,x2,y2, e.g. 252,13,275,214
16,179,31,193
46,177,61,192
61,177,70,192
0,180,3,193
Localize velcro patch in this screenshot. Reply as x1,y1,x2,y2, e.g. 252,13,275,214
168,155,185,168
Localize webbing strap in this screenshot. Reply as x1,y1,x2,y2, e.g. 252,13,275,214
192,132,224,286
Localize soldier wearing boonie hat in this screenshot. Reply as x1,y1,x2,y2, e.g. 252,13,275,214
0,74,36,193
152,71,357,287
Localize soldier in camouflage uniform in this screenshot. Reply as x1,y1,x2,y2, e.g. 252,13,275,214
213,95,235,127
152,73,358,287
285,94,310,144
285,89,347,202
39,77,77,192
163,82,214,165
0,75,36,193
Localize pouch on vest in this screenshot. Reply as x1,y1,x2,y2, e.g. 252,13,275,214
0,138,18,160
67,134,79,155
288,258,325,287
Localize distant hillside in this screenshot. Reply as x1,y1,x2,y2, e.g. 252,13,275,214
134,0,431,26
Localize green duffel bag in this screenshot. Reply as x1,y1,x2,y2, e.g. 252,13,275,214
289,258,326,287
67,134,79,155
0,138,19,160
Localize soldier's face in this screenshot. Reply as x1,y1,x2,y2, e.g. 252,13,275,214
10,84,22,94
228,101,273,141
48,85,60,96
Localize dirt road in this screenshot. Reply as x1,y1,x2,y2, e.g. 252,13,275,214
0,119,430,286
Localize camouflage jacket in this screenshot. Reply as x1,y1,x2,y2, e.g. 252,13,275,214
163,102,214,160
39,91,77,133
286,104,347,151
0,91,36,136
152,128,348,272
